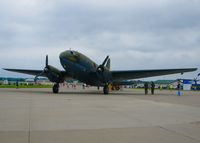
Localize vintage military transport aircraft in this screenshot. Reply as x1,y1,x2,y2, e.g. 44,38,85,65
4,50,197,94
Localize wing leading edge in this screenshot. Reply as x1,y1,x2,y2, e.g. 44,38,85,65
111,68,197,80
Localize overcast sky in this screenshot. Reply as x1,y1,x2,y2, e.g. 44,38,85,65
0,0,199,79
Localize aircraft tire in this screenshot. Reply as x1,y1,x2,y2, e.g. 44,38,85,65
103,85,109,94
53,83,59,93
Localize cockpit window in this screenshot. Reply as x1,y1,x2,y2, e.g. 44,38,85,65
93,63,96,68
70,51,74,55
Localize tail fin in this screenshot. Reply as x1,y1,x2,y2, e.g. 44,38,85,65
106,58,110,70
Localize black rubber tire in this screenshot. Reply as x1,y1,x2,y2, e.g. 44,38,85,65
53,84,59,93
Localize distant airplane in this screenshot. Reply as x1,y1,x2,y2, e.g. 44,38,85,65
4,50,197,94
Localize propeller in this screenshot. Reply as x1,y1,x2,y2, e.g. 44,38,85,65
102,55,109,67
97,55,109,73
46,55,48,67
106,58,110,70
34,55,49,83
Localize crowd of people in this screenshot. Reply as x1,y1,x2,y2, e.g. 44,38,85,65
144,82,155,95
144,81,182,95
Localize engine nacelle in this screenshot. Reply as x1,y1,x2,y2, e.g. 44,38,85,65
96,67,111,83
45,65,63,83
96,56,112,84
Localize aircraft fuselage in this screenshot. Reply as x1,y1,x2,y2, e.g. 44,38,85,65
59,50,110,86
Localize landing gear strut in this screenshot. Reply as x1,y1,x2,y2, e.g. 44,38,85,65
53,83,59,93
103,84,109,94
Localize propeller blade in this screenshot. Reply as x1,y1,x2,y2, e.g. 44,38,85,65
106,58,110,70
35,55,50,83
102,55,109,66
46,55,48,67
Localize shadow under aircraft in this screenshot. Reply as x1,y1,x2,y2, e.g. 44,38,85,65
4,50,197,94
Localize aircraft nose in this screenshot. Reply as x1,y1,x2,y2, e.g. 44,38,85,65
59,50,78,63
59,51,69,64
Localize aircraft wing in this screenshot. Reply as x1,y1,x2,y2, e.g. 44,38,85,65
3,69,45,76
3,68,72,79
111,68,197,80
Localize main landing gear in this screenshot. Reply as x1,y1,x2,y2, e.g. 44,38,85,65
53,83,59,93
103,84,109,94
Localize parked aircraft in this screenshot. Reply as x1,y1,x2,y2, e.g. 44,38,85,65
4,50,197,94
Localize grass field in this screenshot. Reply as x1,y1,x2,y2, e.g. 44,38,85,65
0,84,52,88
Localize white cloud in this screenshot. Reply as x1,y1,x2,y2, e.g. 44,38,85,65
0,0,199,78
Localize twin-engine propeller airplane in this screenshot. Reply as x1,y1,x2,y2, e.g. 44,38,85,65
4,50,197,94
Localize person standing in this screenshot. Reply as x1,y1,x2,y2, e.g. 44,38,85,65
177,82,181,96
82,84,85,89
144,82,148,95
151,82,155,95
16,81,19,89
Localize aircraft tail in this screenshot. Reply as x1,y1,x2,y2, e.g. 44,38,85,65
106,58,110,70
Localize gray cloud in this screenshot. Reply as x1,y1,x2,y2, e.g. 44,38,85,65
0,0,199,78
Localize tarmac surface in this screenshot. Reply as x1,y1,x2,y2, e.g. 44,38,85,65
0,86,200,143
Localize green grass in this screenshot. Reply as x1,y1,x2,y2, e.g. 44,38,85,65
0,84,52,88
